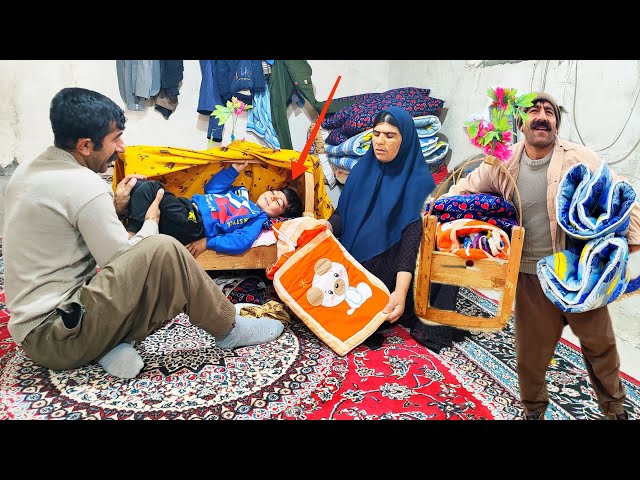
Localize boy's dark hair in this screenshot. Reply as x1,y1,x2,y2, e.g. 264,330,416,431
50,87,126,151
283,187,304,218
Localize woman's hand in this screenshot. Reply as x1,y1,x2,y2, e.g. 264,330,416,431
185,238,207,258
382,290,406,323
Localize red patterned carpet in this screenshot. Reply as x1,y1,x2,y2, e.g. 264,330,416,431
0,289,494,420
1,275,639,420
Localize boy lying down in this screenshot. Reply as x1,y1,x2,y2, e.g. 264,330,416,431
125,161,303,257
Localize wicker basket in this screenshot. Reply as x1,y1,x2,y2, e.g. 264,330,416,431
414,155,525,331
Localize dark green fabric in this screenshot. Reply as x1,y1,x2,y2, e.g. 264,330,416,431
269,60,356,150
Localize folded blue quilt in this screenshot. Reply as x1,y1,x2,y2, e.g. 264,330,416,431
327,137,448,172
324,115,442,158
556,161,637,240
324,130,373,157
327,154,361,170
537,234,630,313
538,160,639,312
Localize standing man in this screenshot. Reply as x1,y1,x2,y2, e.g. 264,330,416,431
3,87,283,379
446,92,640,419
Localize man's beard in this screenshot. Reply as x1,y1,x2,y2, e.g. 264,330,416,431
106,152,119,168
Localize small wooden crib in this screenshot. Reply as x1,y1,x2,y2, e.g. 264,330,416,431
196,168,315,270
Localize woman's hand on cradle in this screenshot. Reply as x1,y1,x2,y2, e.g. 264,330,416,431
186,238,207,258
382,290,406,323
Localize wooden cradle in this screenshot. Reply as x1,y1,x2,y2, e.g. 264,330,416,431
413,155,525,331
114,142,330,272
196,169,315,270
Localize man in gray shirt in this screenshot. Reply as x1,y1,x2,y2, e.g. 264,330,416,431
3,87,283,379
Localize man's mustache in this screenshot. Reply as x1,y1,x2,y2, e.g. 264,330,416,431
531,120,551,131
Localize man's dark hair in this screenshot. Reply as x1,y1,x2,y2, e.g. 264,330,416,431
283,187,304,218
50,87,126,151
373,110,401,129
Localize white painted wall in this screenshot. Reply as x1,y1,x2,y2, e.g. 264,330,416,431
389,60,640,189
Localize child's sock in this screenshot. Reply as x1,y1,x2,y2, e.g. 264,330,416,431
97,342,144,379
215,315,284,349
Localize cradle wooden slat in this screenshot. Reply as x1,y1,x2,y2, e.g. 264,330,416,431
414,214,524,330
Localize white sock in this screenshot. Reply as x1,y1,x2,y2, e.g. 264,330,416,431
97,342,144,379
215,315,284,349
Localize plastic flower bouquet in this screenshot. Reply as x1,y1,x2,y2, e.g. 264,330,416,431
464,87,536,161
211,96,252,143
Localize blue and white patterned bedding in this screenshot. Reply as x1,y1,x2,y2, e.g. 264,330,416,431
538,161,639,312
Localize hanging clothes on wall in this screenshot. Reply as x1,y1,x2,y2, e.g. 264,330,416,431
216,60,266,105
198,60,224,142
198,60,267,143
268,60,357,150
247,82,280,149
154,60,184,119
116,60,161,111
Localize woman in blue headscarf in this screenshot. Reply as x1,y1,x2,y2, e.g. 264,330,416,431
327,106,468,350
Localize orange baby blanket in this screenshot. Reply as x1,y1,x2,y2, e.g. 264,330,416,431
436,218,511,260
272,218,390,356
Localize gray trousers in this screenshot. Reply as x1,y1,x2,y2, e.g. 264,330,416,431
515,272,626,416
21,235,236,370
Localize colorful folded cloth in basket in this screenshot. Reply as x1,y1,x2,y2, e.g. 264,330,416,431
426,193,519,233
436,218,511,260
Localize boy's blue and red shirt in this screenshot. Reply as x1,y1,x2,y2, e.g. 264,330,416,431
191,167,268,254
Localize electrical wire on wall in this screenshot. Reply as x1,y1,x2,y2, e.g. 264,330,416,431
548,60,640,166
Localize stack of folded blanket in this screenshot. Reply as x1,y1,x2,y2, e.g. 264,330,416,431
537,161,639,312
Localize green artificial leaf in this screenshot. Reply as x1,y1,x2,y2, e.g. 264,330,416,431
519,110,529,125
505,103,514,118
211,104,232,126
497,114,510,131
467,123,479,139
516,93,537,108
484,131,500,144
490,108,500,124
487,88,498,102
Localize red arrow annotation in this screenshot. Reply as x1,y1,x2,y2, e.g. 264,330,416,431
291,75,342,181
